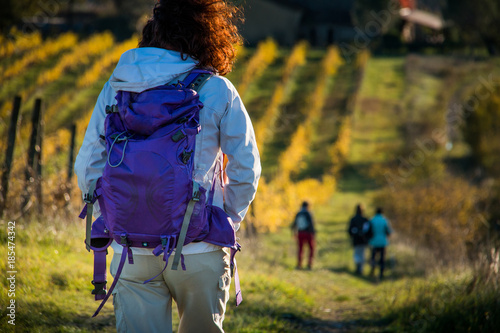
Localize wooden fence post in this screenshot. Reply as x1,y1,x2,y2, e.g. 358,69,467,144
246,202,258,238
67,123,77,182
63,123,77,208
0,96,22,217
35,121,43,215
21,98,42,213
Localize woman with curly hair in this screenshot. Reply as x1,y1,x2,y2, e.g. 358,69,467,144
75,0,261,332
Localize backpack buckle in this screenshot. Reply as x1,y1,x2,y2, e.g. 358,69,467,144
172,130,186,142
181,150,193,164
176,116,189,124
83,193,93,204
120,234,131,246
192,182,201,202
161,236,168,249
105,105,119,114
91,280,107,295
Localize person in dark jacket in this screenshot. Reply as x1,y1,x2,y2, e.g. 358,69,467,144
348,204,372,275
291,201,315,270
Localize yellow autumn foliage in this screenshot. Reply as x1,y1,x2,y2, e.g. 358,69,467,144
233,43,246,60
255,41,309,154
279,125,308,179
43,93,73,125
77,36,138,88
277,45,343,180
282,40,308,82
0,28,43,59
1,32,78,81
248,179,289,233
37,32,114,86
237,38,278,97
255,84,285,152
249,174,336,232
356,49,370,70
329,116,352,176
43,128,71,158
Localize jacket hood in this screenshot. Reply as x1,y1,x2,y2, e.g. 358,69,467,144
109,47,198,93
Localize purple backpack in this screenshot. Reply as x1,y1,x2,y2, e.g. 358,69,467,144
79,69,242,317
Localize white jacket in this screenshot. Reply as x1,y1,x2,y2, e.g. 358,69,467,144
75,47,261,255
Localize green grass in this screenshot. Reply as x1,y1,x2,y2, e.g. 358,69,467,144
3,196,491,332
349,58,405,167
383,272,500,333
0,197,378,332
0,219,116,333
358,57,405,102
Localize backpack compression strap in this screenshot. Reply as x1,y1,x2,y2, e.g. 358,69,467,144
92,243,129,317
171,182,201,270
231,245,243,306
83,179,99,252
92,250,107,301
92,234,133,317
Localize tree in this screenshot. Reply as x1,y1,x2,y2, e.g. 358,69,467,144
352,0,401,31
445,0,500,55
462,88,500,176
0,0,39,33
0,0,90,34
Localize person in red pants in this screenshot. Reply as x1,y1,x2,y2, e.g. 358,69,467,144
291,201,316,270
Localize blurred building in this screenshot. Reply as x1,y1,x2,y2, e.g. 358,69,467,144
241,0,355,46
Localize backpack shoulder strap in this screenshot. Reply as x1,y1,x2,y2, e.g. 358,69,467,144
180,69,213,93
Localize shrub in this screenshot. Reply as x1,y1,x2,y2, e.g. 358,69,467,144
374,175,489,263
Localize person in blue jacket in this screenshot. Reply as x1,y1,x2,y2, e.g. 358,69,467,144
369,207,392,280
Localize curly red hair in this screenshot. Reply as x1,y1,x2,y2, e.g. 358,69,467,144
139,0,243,76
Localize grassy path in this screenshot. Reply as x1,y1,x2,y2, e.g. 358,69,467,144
222,56,439,333
230,162,387,331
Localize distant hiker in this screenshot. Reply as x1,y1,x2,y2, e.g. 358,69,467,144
369,207,392,280
291,201,316,270
348,204,372,275
75,0,261,332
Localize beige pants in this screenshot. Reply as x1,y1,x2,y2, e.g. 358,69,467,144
110,249,231,333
